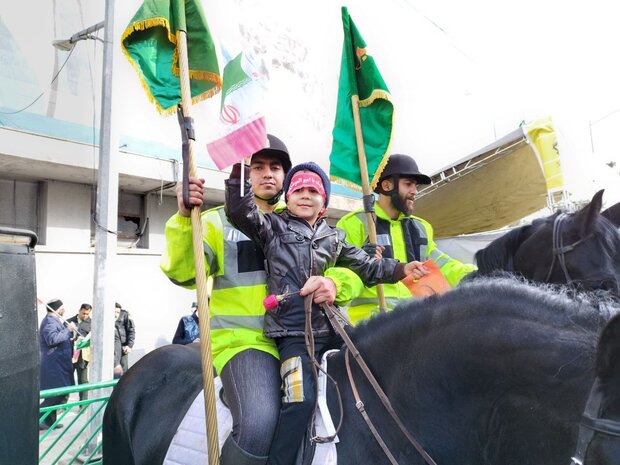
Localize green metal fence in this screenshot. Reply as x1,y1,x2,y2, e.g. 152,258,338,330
39,380,118,465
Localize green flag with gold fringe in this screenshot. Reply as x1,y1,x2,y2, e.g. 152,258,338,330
329,6,394,190
121,0,221,114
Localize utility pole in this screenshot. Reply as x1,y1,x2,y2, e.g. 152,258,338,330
89,0,118,446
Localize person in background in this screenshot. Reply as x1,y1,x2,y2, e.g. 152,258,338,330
113,319,123,379
337,153,476,324
39,299,77,430
172,302,200,345
114,303,135,373
67,303,92,401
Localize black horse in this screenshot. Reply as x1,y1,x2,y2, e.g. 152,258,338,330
473,190,620,295
103,278,620,464
582,310,620,464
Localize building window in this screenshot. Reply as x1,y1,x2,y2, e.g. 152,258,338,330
0,179,44,243
91,191,148,249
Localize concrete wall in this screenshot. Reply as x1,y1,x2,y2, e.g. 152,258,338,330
35,181,195,369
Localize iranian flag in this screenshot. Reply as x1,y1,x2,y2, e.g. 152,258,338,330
207,49,267,169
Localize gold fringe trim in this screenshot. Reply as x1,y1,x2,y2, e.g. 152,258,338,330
359,89,392,108
120,17,221,116
329,175,364,193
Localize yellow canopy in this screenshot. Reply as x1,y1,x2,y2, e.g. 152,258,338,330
414,118,564,238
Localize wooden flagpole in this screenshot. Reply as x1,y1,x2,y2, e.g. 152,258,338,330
351,94,389,313
177,30,220,465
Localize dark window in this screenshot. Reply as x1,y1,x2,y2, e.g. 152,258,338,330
0,179,43,242
91,190,148,249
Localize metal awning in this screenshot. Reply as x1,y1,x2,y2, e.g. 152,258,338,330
414,118,565,238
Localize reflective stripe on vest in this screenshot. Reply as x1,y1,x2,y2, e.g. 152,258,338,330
210,314,265,331
355,212,429,262
429,248,449,267
212,209,266,290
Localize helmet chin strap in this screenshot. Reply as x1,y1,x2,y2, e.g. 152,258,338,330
255,189,284,205
377,175,408,215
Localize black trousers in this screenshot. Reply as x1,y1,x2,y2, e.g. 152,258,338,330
267,333,341,465
74,356,89,401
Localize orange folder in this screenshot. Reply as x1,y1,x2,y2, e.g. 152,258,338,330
400,259,451,297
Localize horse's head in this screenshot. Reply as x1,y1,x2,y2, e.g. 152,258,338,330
478,190,620,295
578,313,620,465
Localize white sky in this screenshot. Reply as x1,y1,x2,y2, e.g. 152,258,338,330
3,0,620,205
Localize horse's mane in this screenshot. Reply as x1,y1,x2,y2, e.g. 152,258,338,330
351,277,619,355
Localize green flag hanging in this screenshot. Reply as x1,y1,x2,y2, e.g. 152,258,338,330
121,0,221,115
329,6,394,190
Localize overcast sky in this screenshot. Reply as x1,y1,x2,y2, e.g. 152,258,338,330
4,0,620,205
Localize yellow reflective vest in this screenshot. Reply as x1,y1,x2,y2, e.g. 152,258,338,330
336,203,476,325
161,207,363,374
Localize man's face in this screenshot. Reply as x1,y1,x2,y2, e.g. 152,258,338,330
78,308,91,321
397,177,419,215
57,305,66,317
381,177,418,216
250,154,285,199
114,307,120,320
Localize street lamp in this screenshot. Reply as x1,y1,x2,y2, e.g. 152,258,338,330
52,21,105,51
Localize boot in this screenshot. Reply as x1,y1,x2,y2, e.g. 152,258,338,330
220,436,268,465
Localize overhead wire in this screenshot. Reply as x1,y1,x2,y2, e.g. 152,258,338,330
0,46,77,115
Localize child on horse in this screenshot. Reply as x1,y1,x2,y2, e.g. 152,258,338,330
226,161,427,465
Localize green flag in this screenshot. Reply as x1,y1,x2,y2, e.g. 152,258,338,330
121,0,221,114
329,6,394,190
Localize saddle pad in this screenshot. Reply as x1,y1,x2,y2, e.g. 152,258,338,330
163,360,341,465
163,377,232,465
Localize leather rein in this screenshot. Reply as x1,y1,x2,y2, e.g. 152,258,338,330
304,293,438,465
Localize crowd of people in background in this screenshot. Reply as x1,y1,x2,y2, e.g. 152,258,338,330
38,300,136,430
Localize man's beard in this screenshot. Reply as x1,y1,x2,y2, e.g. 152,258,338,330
398,192,415,216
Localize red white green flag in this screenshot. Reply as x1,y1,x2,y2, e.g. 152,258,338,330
207,49,268,169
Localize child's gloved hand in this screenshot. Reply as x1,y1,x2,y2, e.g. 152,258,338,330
229,163,250,180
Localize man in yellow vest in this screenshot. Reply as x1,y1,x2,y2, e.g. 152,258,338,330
337,153,476,324
161,135,361,465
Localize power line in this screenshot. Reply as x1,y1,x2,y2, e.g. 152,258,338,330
0,45,77,115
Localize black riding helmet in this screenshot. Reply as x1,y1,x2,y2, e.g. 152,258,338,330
251,134,292,205
374,154,431,214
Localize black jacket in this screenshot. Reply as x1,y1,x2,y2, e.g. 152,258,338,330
67,314,91,337
225,176,405,337
115,309,135,348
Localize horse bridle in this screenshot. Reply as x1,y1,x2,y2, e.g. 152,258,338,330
545,213,593,285
571,378,620,464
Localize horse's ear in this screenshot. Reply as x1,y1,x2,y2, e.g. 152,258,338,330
575,189,604,235
596,313,620,381
602,201,620,228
